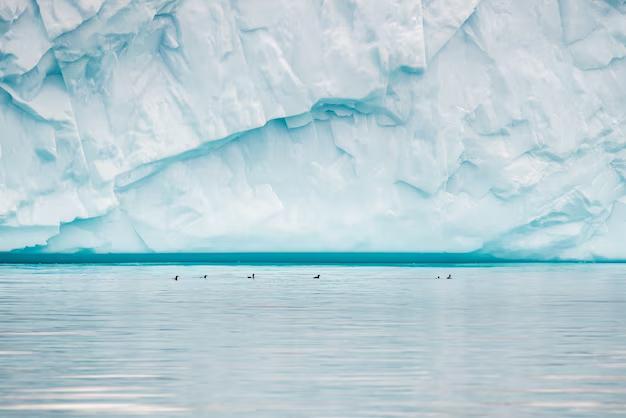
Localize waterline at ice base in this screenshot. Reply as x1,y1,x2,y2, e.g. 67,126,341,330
3,0,626,260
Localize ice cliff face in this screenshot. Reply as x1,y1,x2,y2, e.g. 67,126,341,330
2,0,626,259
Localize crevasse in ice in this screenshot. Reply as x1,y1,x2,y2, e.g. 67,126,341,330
2,0,626,259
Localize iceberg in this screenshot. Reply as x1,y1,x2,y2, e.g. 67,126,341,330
2,0,626,259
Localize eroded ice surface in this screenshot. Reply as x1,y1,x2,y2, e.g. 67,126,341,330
2,0,626,259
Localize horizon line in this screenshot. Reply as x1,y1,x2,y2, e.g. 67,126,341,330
0,252,619,265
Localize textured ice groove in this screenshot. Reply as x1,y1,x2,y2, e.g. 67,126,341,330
2,0,626,259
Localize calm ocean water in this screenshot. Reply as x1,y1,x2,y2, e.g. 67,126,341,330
0,263,625,416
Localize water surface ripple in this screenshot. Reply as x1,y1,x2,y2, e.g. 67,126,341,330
0,264,625,416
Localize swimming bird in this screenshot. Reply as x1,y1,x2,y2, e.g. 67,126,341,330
436,276,440,279
313,275,320,279
172,275,179,281
248,274,255,279
447,274,452,280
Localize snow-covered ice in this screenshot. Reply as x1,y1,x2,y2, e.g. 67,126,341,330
2,0,626,259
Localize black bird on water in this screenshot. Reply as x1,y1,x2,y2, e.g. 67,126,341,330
172,275,179,281
248,274,255,279
313,275,320,279
447,274,452,279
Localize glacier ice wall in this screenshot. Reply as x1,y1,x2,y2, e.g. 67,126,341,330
2,0,626,259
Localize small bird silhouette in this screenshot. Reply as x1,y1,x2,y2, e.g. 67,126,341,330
447,274,452,280
313,275,320,279
247,274,255,279
172,275,179,281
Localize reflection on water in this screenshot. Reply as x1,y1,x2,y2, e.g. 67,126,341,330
0,264,625,416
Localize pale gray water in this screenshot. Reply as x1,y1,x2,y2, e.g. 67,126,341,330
0,264,625,417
